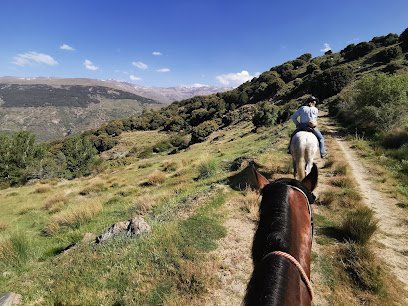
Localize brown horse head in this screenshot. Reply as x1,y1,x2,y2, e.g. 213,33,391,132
245,164,318,306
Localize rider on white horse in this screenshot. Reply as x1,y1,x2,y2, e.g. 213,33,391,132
288,96,327,158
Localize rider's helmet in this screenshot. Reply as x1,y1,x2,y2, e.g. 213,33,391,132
307,95,318,103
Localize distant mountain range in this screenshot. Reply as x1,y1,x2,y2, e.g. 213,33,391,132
0,77,229,141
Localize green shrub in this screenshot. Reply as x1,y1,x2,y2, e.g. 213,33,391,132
383,62,404,74
0,131,45,185
375,45,403,63
350,73,408,134
381,129,408,149
60,135,99,178
342,41,376,61
341,207,378,244
399,27,408,50
309,66,353,99
104,120,124,136
197,159,218,180
297,53,312,62
320,59,335,70
90,133,118,152
339,243,385,294
252,102,279,128
152,140,173,153
191,120,219,144
371,33,399,47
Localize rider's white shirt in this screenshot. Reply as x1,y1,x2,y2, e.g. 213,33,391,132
291,106,318,125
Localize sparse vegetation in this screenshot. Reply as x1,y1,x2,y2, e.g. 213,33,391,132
341,207,379,244
197,159,218,180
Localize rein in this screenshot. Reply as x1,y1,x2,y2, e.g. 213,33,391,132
263,251,314,301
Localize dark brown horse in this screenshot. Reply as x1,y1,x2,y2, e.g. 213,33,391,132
244,164,318,306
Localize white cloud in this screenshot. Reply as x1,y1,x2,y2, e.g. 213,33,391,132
60,44,75,51
157,68,170,73
129,75,141,81
152,51,162,56
216,70,255,86
132,61,148,70
84,59,98,71
320,43,332,52
12,51,58,66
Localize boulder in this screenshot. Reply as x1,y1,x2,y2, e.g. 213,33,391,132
0,292,22,306
95,216,150,244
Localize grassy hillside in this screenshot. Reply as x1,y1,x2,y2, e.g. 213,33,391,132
0,120,292,304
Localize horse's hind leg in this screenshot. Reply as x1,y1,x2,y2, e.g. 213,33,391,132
292,158,297,178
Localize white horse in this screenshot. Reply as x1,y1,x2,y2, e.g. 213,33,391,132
290,131,318,180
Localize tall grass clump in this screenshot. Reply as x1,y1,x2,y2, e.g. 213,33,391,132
197,159,218,180
339,243,385,295
79,181,107,195
145,170,166,186
44,193,67,213
0,232,31,269
35,184,51,193
45,200,103,234
341,207,378,244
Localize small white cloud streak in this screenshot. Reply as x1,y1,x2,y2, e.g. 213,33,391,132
152,51,162,56
60,44,75,51
215,70,255,86
132,61,148,70
12,51,58,66
129,75,141,81
84,59,98,71
157,68,170,72
320,43,332,52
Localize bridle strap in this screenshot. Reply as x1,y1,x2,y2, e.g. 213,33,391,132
287,185,314,238
264,251,314,301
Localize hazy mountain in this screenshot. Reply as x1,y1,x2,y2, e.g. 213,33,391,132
0,77,229,141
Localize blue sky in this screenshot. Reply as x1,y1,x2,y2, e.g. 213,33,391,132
0,0,407,87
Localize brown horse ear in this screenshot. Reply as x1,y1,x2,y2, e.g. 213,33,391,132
302,163,318,192
252,165,269,190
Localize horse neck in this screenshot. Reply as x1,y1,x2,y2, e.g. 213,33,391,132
253,184,312,275
246,184,313,306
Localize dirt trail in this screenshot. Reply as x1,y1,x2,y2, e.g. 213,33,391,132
207,198,256,305
335,137,408,292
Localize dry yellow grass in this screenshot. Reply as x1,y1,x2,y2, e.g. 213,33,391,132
145,170,166,186
45,199,103,234
0,222,8,231
34,185,52,193
44,193,68,213
79,181,107,195
238,188,260,221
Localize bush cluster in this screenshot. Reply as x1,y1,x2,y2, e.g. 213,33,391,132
375,45,403,63
341,41,376,61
